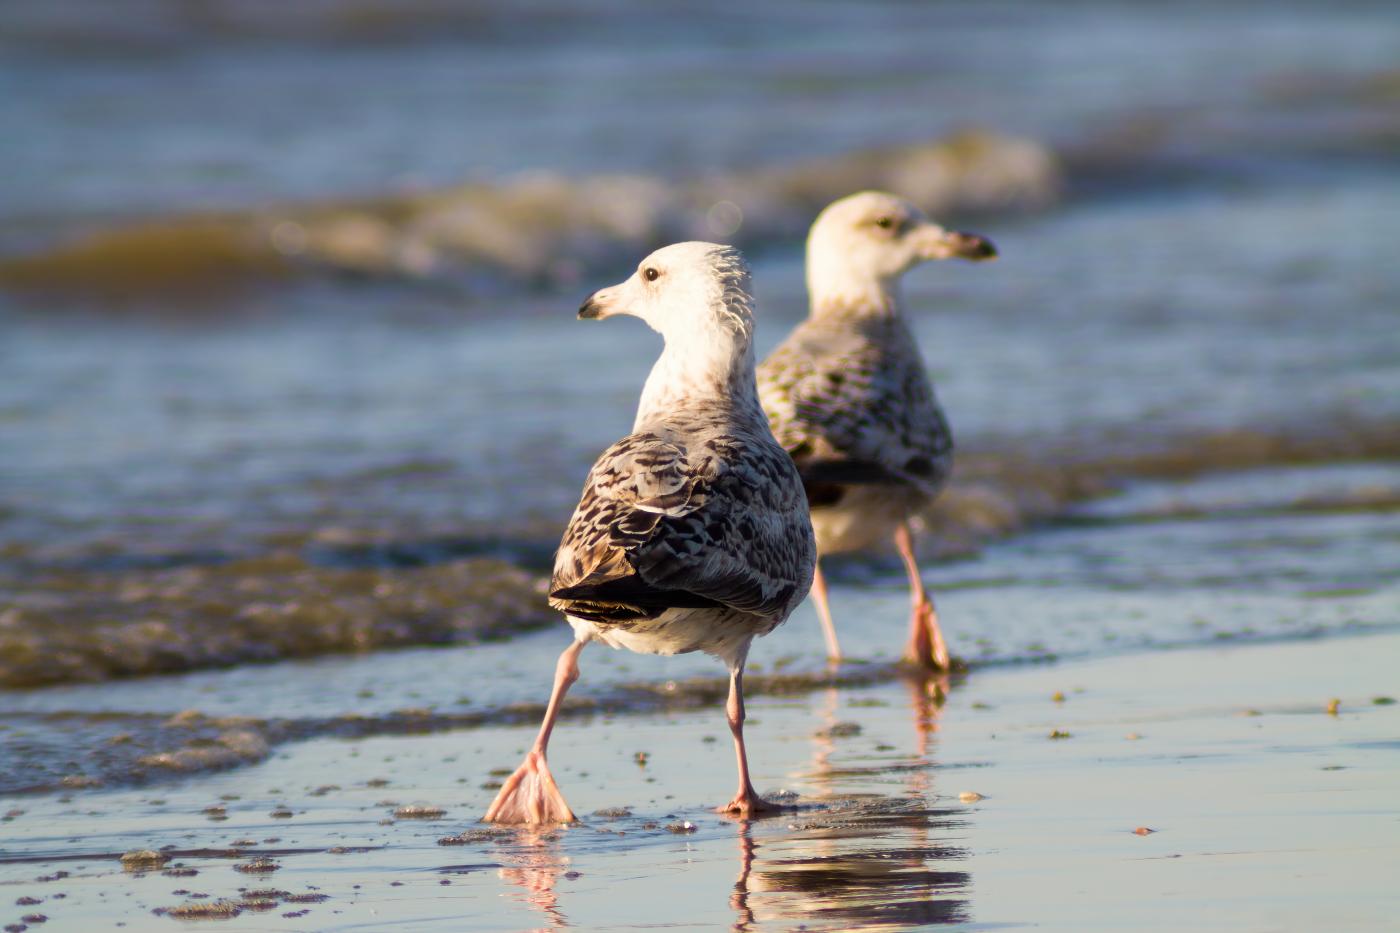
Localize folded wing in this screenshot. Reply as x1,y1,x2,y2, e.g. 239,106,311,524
550,432,812,627
757,323,952,505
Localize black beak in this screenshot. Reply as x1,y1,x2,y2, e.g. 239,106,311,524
578,292,602,319
948,231,998,261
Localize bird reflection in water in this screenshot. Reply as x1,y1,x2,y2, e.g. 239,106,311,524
724,668,968,928
730,822,759,932
494,826,570,930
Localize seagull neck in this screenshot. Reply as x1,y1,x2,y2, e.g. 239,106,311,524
633,334,767,433
808,276,903,322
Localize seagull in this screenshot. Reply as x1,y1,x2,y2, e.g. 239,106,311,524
757,191,996,670
484,242,816,824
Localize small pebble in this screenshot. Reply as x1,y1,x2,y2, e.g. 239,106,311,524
1048,729,1071,740
1326,698,1341,716
1133,827,1156,836
1051,691,1065,703
165,901,242,920
392,805,446,820
958,791,984,803
233,858,280,874
120,850,169,871
665,821,698,834
818,721,862,738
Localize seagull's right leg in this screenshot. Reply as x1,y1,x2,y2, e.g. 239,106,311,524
484,638,585,824
811,562,843,662
895,522,950,671
718,659,778,817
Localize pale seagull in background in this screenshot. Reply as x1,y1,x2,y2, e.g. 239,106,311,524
485,242,816,824
757,191,997,670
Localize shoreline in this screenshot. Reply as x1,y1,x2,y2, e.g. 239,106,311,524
1,628,1396,929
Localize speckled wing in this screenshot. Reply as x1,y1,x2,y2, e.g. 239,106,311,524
757,318,953,504
549,432,814,628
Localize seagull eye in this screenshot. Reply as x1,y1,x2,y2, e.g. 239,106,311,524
643,267,660,282
875,217,894,230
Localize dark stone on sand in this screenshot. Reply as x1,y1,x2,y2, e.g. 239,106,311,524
592,807,631,818
819,721,863,738
164,900,242,920
232,858,279,874
282,893,329,902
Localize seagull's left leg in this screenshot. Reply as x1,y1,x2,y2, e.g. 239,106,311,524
718,654,778,816
484,638,585,824
895,521,950,671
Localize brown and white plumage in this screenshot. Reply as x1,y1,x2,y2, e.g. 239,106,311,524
760,312,952,551
551,425,810,663
757,191,996,669
485,241,815,825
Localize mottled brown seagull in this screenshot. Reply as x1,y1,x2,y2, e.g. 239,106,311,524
757,191,996,670
485,242,815,824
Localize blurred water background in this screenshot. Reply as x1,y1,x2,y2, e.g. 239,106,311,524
1,0,1398,793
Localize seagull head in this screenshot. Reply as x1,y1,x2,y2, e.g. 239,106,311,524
806,191,996,307
578,241,754,342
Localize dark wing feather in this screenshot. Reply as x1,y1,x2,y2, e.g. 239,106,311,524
757,316,953,501
550,431,812,628
796,457,910,486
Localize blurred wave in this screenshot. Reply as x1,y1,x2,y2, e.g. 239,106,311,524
0,132,1057,305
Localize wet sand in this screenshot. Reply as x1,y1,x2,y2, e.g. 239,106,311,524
2,629,1396,931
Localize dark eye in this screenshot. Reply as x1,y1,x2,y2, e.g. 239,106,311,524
875,217,894,230
643,267,660,282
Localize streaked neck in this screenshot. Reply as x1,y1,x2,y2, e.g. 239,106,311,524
807,265,902,321
634,332,765,432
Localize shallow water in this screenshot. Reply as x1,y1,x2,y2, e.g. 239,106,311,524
3,164,1398,691
4,462,1396,795
2,0,1399,867
2,629,1396,930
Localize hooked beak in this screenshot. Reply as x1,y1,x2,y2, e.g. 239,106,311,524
912,224,998,262
577,283,623,320
578,292,603,319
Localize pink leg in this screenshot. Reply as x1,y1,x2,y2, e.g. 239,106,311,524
484,639,585,824
895,522,950,670
717,664,777,816
811,562,842,662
